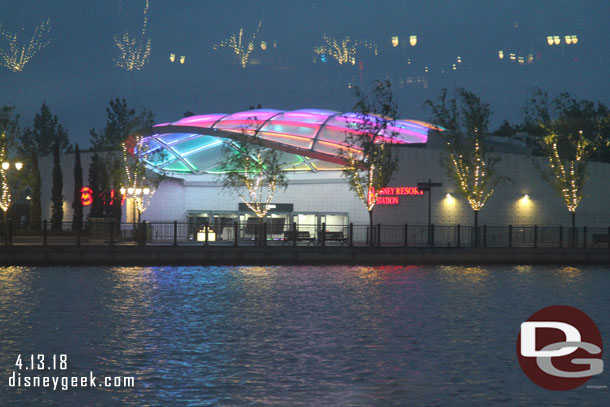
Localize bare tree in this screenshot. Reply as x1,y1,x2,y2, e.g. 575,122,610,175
425,88,500,237
340,79,399,245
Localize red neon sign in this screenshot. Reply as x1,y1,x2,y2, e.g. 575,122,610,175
80,187,126,207
369,186,424,205
80,187,93,206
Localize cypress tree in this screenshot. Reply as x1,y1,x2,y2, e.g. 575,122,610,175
72,144,83,231
111,158,122,223
51,138,63,230
88,153,110,218
28,148,42,229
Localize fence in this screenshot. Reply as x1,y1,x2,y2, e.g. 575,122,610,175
1,219,610,249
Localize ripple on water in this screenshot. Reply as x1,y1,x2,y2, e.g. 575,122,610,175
0,265,608,406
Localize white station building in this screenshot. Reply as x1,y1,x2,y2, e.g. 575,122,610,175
40,108,610,236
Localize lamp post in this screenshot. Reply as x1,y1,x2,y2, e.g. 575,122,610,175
1,160,24,222
120,185,150,224
417,178,442,245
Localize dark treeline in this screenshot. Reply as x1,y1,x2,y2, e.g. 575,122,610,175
0,98,153,226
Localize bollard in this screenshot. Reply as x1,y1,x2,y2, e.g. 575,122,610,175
349,223,354,247
508,225,512,248
377,223,381,247
76,222,81,246
534,225,538,248
292,221,297,247
173,221,178,246
457,224,461,248
263,222,267,247
583,226,587,248
204,221,209,246
559,225,563,248
321,222,326,247
234,221,238,247
141,221,147,246
43,220,48,246
109,221,114,246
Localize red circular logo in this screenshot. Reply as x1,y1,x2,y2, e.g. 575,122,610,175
517,305,603,391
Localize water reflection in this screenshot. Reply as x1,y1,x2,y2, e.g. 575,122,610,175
0,265,608,406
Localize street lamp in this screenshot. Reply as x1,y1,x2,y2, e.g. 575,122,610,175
121,185,149,223
417,178,442,245
0,160,24,221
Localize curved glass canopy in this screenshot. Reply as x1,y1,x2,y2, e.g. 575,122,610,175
141,108,440,176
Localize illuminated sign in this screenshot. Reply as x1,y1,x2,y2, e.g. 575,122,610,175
369,186,424,205
80,187,93,206
80,187,126,207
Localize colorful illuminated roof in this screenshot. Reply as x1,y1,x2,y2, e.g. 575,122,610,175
141,108,438,175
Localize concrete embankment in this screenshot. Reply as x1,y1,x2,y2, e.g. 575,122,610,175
1,245,610,266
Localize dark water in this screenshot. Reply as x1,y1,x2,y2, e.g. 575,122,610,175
0,265,608,406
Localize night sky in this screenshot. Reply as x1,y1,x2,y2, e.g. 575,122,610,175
0,0,608,148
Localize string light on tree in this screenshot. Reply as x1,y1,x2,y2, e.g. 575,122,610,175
114,0,151,71
122,135,156,222
540,130,595,226
449,137,495,212
213,19,263,69
0,137,23,219
313,34,378,65
0,19,51,72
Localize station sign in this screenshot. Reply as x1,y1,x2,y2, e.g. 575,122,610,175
369,186,424,205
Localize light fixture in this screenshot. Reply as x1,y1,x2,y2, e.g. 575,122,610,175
26,196,31,200
1,162,9,170
180,55,185,64
135,188,142,195
260,41,267,50
565,35,572,45
391,36,399,47
169,53,175,62
409,35,417,46
15,162,23,170
143,187,151,195
553,35,560,45
547,36,554,46
127,187,135,195
120,187,126,195
571,35,578,44
446,193,452,198
498,50,504,59
523,194,530,200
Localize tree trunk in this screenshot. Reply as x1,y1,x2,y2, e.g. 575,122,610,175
571,211,576,247
369,210,374,247
474,210,479,247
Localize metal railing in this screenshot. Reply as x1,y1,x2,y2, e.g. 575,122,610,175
1,220,609,249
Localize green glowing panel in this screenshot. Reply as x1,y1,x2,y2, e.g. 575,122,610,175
163,160,191,172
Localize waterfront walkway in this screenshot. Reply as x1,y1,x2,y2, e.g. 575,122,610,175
1,244,609,266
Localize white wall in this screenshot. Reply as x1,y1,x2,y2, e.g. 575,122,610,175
40,146,610,227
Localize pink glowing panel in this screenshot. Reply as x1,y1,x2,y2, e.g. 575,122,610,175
213,110,282,133
173,114,227,127
273,109,339,125
259,132,314,150
153,122,172,127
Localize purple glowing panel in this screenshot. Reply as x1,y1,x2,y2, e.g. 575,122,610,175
142,108,439,175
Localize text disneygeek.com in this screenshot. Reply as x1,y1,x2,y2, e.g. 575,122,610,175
8,371,135,391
